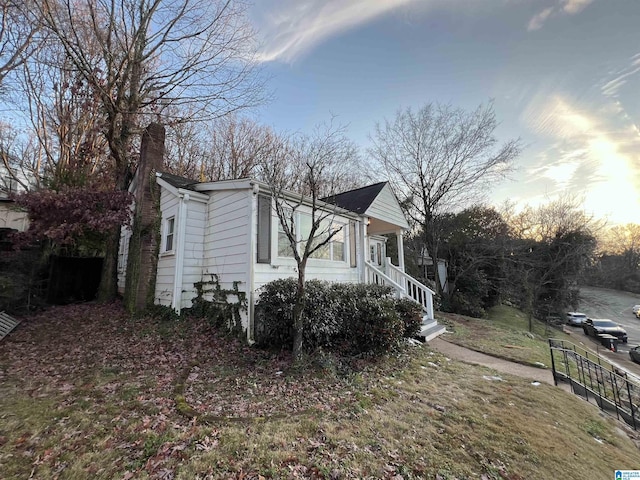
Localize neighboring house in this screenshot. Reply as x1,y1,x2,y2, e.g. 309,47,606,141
118,172,446,342
417,251,449,294
0,198,29,233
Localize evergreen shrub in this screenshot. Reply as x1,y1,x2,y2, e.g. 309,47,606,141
255,279,421,356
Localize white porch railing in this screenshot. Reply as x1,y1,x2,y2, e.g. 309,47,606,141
364,260,435,320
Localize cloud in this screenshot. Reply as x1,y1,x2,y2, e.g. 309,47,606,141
527,7,553,32
252,0,421,63
527,0,594,31
601,52,640,98
522,95,640,224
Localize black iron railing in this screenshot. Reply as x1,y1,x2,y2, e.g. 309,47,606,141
549,338,638,430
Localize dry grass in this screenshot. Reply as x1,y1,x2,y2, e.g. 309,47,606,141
438,305,577,367
0,303,638,479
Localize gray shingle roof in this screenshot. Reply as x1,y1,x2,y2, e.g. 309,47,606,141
322,182,387,214
157,172,198,190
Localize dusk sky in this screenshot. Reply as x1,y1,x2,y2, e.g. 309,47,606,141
248,0,640,225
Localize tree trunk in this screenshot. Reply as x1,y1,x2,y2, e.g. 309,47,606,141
292,262,307,362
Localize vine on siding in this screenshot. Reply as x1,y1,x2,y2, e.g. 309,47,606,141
188,273,247,336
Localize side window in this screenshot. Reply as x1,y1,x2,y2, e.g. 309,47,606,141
256,194,271,263
164,216,175,252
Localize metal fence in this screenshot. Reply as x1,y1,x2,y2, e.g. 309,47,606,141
549,338,639,430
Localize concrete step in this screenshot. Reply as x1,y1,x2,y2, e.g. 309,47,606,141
419,318,447,342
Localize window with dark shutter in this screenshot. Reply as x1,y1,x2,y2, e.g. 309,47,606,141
257,194,271,263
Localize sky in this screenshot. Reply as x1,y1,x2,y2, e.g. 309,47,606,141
247,0,640,225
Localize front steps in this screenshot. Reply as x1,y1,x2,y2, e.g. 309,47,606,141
419,317,446,342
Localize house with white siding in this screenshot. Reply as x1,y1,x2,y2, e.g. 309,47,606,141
118,172,445,342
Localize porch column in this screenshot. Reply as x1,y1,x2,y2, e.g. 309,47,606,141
396,229,405,272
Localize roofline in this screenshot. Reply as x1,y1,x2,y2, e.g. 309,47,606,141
158,175,360,219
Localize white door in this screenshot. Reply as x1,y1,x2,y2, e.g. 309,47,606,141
369,238,385,267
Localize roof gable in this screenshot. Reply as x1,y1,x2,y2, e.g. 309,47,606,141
323,182,409,230
322,182,386,214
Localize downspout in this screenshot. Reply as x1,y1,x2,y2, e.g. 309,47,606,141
247,183,259,343
172,192,190,313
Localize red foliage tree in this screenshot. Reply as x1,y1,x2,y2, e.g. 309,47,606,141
14,188,132,248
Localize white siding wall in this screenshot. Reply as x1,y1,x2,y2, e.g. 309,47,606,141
0,203,29,231
117,224,132,294
179,199,206,309
202,189,251,319
155,189,179,306
117,198,136,294
366,184,409,229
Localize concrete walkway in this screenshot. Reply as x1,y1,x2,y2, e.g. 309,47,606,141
428,337,557,386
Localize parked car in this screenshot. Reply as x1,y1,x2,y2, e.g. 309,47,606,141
633,305,640,315
582,318,628,343
630,346,640,364
566,312,587,326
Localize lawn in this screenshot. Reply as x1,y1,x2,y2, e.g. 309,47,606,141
0,303,638,479
437,305,576,367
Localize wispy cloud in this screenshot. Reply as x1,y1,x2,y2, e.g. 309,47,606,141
522,95,640,224
527,0,595,31
601,52,640,98
252,0,422,63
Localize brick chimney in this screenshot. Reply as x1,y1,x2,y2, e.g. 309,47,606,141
124,123,165,313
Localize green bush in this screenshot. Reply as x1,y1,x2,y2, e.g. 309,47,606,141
255,279,415,356
341,295,404,355
394,297,423,337
254,278,297,347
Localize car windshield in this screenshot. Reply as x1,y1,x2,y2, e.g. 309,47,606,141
593,320,617,328
572,314,586,318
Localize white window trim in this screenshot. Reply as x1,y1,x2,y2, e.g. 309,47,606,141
162,215,176,255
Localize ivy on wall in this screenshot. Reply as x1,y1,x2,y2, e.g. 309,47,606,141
188,273,247,336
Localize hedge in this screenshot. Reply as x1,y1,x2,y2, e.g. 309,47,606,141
254,278,424,356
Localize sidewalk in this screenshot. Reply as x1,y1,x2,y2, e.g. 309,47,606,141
428,337,557,386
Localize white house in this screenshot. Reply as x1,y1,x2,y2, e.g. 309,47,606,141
0,198,29,232
118,172,445,342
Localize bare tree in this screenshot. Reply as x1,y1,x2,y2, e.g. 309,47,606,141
0,1,40,91
17,44,109,190
0,122,41,192
33,0,265,300
165,114,277,181
261,123,360,362
369,102,521,295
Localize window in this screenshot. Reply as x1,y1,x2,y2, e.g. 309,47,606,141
118,234,130,272
277,211,345,262
256,194,271,263
331,224,345,261
164,216,175,252
277,209,295,258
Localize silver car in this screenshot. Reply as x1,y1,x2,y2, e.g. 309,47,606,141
566,312,587,326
